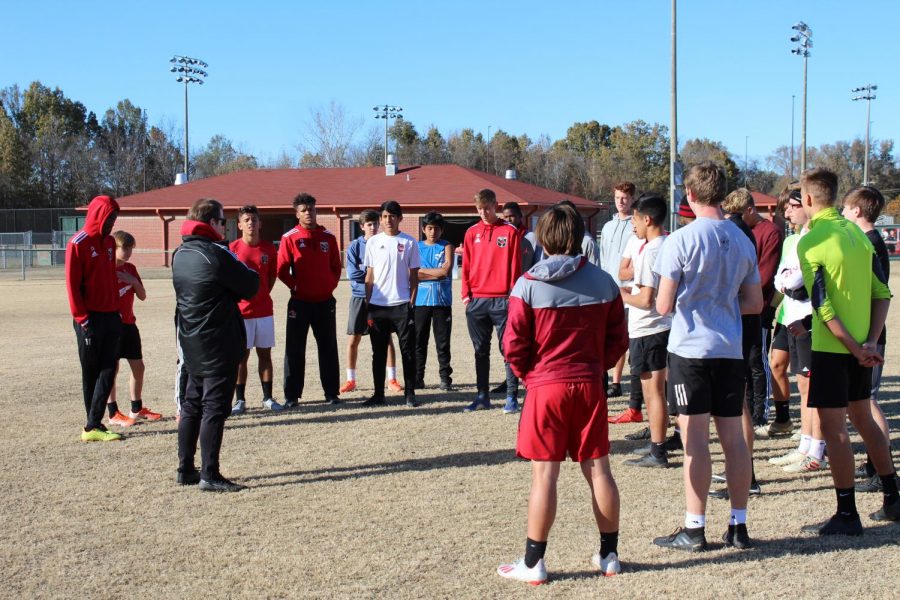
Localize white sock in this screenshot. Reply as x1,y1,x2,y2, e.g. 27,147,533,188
809,439,826,460
798,434,812,455
684,512,705,529
347,368,356,381
387,366,397,380
729,508,747,525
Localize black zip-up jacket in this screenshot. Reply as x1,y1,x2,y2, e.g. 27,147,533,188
172,221,259,377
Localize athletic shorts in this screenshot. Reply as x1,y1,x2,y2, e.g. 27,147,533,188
871,343,886,402
667,354,745,417
244,316,275,349
347,296,369,336
516,380,609,462
117,323,143,360
629,330,670,374
788,330,812,377
771,323,789,353
808,350,872,409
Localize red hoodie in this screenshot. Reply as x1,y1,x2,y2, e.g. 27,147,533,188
277,224,341,302
461,219,521,300
65,195,120,324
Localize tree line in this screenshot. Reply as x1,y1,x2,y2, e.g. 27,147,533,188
2,83,899,212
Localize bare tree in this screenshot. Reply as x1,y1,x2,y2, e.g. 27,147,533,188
299,101,363,168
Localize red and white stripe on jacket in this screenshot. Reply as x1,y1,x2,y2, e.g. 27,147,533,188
505,255,628,389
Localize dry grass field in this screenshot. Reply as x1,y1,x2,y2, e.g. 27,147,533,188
1,269,899,599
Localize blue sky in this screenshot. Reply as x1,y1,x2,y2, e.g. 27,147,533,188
6,1,897,167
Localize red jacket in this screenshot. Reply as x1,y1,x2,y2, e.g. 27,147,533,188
461,219,521,300
230,238,278,318
277,225,341,302
505,255,628,388
751,218,783,305
65,195,120,324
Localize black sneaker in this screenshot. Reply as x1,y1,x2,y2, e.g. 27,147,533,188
414,380,425,390
361,395,386,407
626,453,668,468
854,461,871,479
199,477,247,492
405,393,420,408
607,383,622,397
283,399,299,410
722,524,753,549
439,380,452,391
325,396,342,406
870,499,900,522
665,433,683,451
625,426,651,441
855,473,882,493
491,382,508,395
176,470,201,485
801,513,863,536
709,482,761,500
653,527,707,552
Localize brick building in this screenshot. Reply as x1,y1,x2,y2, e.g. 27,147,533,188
109,164,603,268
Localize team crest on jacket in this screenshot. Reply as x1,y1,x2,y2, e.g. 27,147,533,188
107,247,114,260
497,236,508,248
261,254,268,264
320,241,329,253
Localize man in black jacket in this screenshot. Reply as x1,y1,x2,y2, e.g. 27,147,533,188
172,198,259,492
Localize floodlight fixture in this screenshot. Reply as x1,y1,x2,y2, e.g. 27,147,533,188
852,84,877,184
170,54,208,180
789,22,812,172
373,104,404,166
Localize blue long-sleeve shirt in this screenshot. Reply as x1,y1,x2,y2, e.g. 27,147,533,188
346,237,367,298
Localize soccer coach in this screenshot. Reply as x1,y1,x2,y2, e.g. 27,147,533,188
173,198,259,492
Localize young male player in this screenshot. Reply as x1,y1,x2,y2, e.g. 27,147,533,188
497,204,628,584
414,212,454,390
502,201,535,272
278,193,342,407
462,189,522,413
230,205,282,414
106,231,162,427
797,171,898,534
340,210,402,394
363,200,420,407
66,195,124,442
652,162,762,551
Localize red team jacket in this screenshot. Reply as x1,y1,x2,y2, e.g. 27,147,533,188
230,238,278,318
461,219,521,300
116,262,142,325
65,195,120,324
277,225,341,302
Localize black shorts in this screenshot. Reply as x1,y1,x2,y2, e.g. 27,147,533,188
117,323,143,360
788,330,812,377
346,296,369,336
667,354,745,417
771,323,789,353
629,330,670,374
808,350,872,409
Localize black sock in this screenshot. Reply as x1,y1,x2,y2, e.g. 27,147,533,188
650,441,666,459
881,473,899,504
523,538,547,568
130,400,142,413
751,468,758,488
836,487,858,518
865,454,876,478
261,381,273,399
774,401,790,423
599,531,618,559
235,384,246,402
107,402,118,418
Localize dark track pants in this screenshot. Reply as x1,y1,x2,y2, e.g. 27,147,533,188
178,372,237,480
283,297,340,401
465,297,518,399
369,303,417,397
414,305,453,384
73,311,121,430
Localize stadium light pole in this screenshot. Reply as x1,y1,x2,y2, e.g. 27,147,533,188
373,105,403,166
790,22,812,174
170,55,208,181
487,125,492,174
670,0,679,231
851,84,877,185
790,95,795,180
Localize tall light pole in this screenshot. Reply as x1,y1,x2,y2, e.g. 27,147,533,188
373,105,403,166
790,94,795,180
851,84,877,185
670,0,679,230
487,125,492,174
790,22,812,174
170,55,208,181
744,135,749,185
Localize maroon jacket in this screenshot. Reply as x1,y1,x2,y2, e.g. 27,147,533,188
277,224,341,302
751,217,783,306
65,195,120,325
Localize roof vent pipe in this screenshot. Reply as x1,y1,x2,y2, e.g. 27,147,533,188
174,173,187,185
386,153,397,177
505,169,517,180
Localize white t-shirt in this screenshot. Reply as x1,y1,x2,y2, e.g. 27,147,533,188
628,235,672,338
620,235,642,287
364,232,421,306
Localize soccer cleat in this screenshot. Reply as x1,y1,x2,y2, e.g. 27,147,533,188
653,527,707,552
283,399,299,410
801,513,863,536
791,431,802,441
231,400,247,416
626,453,668,468
263,398,284,411
709,481,762,500
665,433,683,452
439,380,452,392
767,420,794,436
769,449,805,466
387,379,403,393
712,472,727,483
608,408,643,424
491,382,508,395
496,558,547,585
464,393,491,412
81,426,123,442
109,411,136,427
722,524,753,549
869,499,900,522
607,383,622,397
783,455,828,473
130,407,162,421
176,470,201,485
199,477,247,492
361,395,385,407
854,462,872,479
625,426,651,441
405,393,419,408
591,551,621,576
502,398,519,414
855,473,884,493
339,380,357,394
325,397,342,406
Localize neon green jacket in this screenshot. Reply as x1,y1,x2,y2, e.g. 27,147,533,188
798,207,891,354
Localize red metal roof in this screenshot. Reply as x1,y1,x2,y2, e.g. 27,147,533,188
751,191,778,208
113,164,599,212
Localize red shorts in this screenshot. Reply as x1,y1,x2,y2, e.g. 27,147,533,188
516,381,609,462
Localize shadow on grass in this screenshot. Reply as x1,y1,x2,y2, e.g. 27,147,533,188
242,448,519,488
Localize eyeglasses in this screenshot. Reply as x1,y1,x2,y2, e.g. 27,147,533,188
211,215,225,226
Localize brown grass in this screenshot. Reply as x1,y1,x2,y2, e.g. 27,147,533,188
1,271,899,598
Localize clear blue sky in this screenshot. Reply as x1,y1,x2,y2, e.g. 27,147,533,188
6,0,897,167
